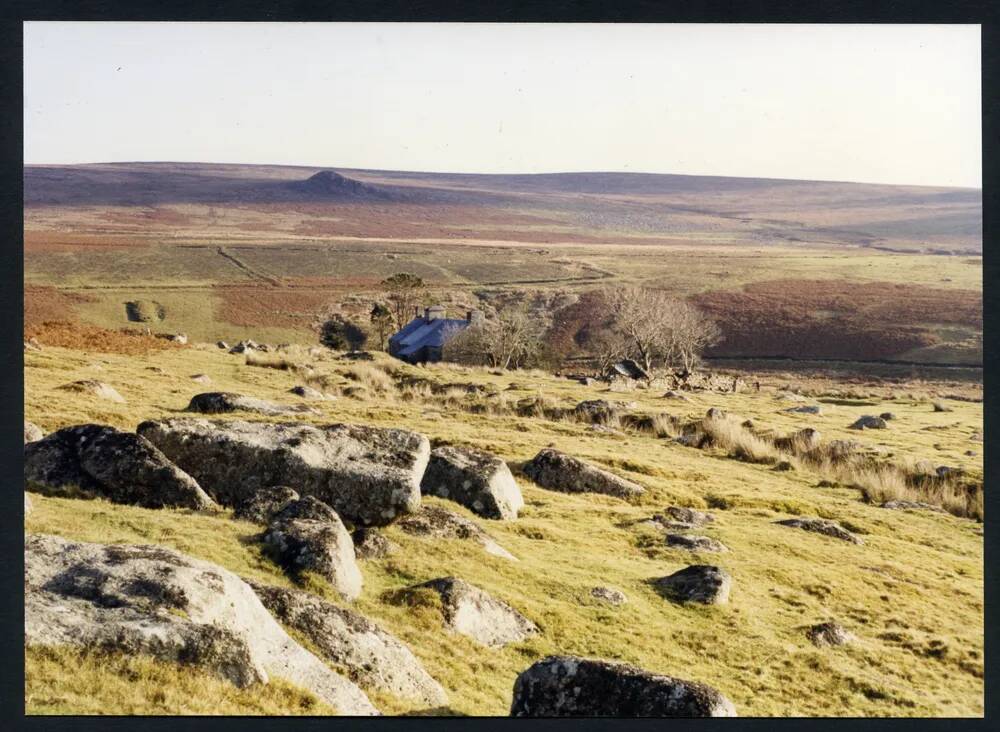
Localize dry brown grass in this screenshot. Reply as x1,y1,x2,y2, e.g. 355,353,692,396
24,321,183,356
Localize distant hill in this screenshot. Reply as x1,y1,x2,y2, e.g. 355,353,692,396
23,161,982,253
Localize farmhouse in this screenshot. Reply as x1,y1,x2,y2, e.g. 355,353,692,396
389,306,483,364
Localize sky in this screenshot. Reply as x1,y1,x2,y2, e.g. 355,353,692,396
24,22,982,187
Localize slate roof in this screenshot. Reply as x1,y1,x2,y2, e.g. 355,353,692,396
390,316,470,358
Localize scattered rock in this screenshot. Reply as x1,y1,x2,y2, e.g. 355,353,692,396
25,534,377,714
264,508,362,601
57,380,125,404
705,407,727,420
396,505,516,560
351,527,399,559
229,340,261,354
665,534,728,552
590,586,627,606
879,412,897,421
806,622,855,647
662,390,691,402
232,485,300,524
784,405,822,415
404,577,538,647
249,583,447,707
190,374,212,385
936,465,964,479
653,565,732,605
964,450,977,457
217,341,229,350
289,385,330,400
775,517,863,545
932,401,954,413
522,449,644,499
661,506,715,526
849,415,887,430
24,337,42,352
970,431,983,443
185,392,316,416
137,418,429,527
510,656,736,717
574,400,634,424
741,419,756,430
773,461,795,472
421,446,524,520
881,500,946,513
24,424,215,510
24,421,44,444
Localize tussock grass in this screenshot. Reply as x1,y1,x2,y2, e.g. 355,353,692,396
700,414,782,465
245,352,298,371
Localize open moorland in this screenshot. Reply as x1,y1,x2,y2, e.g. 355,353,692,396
24,163,983,367
24,336,982,716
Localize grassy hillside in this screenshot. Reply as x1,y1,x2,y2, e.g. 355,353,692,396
24,340,984,716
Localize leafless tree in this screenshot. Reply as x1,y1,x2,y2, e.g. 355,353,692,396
602,286,721,372
380,273,425,328
442,305,542,369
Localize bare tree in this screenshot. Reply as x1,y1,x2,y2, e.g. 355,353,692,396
602,286,721,372
369,303,394,351
380,273,425,328
442,305,541,369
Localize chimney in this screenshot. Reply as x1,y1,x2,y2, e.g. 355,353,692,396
427,305,445,321
424,307,431,320
467,309,484,324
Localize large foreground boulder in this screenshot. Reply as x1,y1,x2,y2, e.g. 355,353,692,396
653,565,732,605
24,534,377,715
775,517,863,545
404,577,538,647
264,500,362,600
420,446,524,520
24,425,214,510
250,583,447,707
186,392,315,417
510,656,736,717
396,505,516,560
522,449,644,499
137,419,429,527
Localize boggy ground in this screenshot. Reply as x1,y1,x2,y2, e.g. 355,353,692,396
23,341,984,716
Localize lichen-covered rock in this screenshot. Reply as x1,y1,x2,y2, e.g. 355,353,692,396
264,511,362,601
653,565,732,605
522,449,644,499
232,486,300,524
881,500,946,513
590,586,627,606
289,385,330,401
24,421,44,444
661,506,714,527
879,412,897,421
510,656,736,717
249,583,447,707
405,577,538,647
185,392,315,416
665,534,728,553
574,400,634,424
57,380,125,403
785,405,823,415
24,424,214,510
272,496,342,524
24,534,377,714
849,415,887,430
396,505,516,560
806,622,855,647
352,528,399,559
776,517,863,545
420,446,523,520
137,418,429,527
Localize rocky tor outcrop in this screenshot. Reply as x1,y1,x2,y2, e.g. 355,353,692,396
233,485,300,524
510,656,736,717
24,534,378,715
24,424,214,510
420,446,523,520
522,448,644,499
249,583,447,707
137,418,429,527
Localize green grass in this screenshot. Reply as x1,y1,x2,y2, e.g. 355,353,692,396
23,345,984,716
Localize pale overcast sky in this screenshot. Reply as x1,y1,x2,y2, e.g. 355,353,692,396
24,22,982,187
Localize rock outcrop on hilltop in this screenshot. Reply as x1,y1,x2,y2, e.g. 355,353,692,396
24,424,215,510
402,577,538,647
137,419,429,527
522,448,644,499
420,446,524,520
510,656,736,717
249,583,447,707
24,534,378,715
